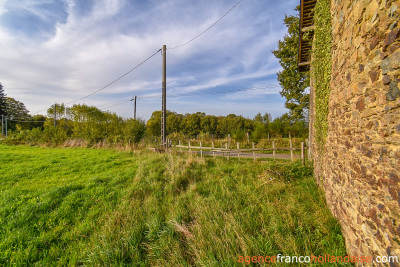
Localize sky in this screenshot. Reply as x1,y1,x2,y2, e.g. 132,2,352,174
0,0,299,121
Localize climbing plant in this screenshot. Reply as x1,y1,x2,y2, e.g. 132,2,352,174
312,0,332,152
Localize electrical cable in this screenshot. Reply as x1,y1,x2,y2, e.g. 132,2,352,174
65,48,161,105
32,48,162,115
9,119,47,123
169,0,244,49
139,85,280,99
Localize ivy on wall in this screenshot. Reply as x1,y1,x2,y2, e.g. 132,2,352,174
312,0,332,152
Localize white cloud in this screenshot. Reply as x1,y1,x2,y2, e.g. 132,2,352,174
0,0,297,119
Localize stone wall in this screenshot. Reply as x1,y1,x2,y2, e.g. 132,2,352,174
313,0,400,262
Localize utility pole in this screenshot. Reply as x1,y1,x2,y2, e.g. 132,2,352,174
5,117,7,137
130,96,137,120
54,103,57,127
134,96,137,120
1,114,3,136
161,45,167,149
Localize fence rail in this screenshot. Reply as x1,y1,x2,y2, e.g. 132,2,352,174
170,140,307,163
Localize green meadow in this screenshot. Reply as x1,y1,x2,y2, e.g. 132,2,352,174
0,144,350,266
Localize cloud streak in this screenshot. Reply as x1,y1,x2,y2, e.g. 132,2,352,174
0,0,298,119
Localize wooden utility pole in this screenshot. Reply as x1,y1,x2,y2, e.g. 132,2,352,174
161,45,167,149
134,96,137,120
1,115,3,136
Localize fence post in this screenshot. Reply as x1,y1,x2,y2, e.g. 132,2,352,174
237,142,240,160
272,141,275,160
225,143,229,160
200,141,203,158
290,139,294,162
247,132,249,144
228,134,231,149
221,143,228,158
301,142,305,165
212,141,215,158
306,139,310,160
252,142,255,161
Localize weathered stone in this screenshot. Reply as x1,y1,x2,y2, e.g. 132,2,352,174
369,70,380,82
389,51,400,70
389,173,400,183
359,64,365,73
375,230,383,242
389,3,398,17
388,43,400,54
346,72,351,81
356,98,365,111
383,28,400,51
381,57,392,74
377,204,385,212
370,36,379,50
388,187,398,200
382,75,391,85
370,208,380,226
345,141,352,149
365,0,379,20
386,81,400,101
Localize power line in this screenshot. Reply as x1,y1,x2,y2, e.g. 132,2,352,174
9,119,47,123
100,99,132,110
65,48,161,105
140,85,280,99
32,48,162,115
64,85,279,114
169,0,244,49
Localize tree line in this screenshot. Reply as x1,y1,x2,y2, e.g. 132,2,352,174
1,94,307,146
146,110,308,141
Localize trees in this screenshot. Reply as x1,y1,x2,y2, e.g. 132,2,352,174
5,97,30,120
272,7,310,119
181,113,203,137
47,103,69,120
146,111,162,137
252,112,271,141
0,83,7,117
124,119,146,143
167,112,182,134
200,115,218,136
5,97,31,131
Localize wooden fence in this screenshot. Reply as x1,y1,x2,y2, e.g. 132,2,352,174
169,139,307,163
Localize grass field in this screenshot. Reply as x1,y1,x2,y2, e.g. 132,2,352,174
0,144,350,266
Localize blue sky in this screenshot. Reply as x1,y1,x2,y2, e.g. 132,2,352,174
0,0,299,120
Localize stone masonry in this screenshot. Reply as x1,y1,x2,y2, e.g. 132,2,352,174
311,0,400,264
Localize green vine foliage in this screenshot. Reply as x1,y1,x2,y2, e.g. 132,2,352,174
312,0,332,152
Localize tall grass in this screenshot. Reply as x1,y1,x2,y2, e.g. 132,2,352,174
0,144,349,266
